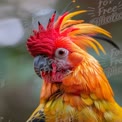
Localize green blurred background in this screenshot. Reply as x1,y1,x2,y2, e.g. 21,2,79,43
0,0,122,121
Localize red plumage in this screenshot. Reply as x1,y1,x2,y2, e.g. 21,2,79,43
26,12,59,57
26,11,78,57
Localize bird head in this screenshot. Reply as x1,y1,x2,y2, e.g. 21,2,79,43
27,10,118,97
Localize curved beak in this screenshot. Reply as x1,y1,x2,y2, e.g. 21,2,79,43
34,55,52,78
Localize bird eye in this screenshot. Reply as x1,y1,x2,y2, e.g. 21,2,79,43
55,48,69,59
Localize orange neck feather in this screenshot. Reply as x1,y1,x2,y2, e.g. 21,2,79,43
40,51,114,103
62,52,114,101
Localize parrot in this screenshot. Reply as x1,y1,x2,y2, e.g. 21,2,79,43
26,10,122,122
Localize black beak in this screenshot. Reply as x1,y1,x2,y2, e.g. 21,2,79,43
34,55,52,78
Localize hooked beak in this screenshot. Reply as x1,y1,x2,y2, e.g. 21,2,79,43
34,55,52,78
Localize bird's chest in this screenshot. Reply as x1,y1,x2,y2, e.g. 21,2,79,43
43,94,97,122
43,94,122,122
44,96,79,122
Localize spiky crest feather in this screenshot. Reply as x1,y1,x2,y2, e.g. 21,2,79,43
27,10,114,57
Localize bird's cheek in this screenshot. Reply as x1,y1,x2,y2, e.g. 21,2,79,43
68,52,83,66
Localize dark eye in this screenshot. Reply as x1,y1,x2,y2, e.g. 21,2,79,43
55,48,69,59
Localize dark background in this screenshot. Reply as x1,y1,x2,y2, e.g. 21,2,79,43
0,0,122,121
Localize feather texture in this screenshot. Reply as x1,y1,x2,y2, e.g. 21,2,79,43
26,10,122,122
